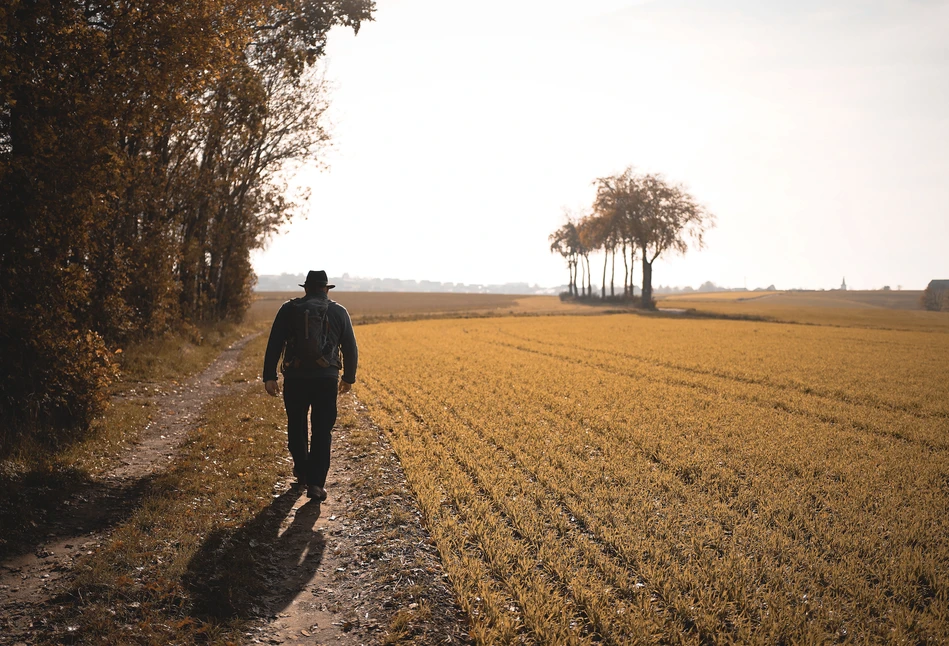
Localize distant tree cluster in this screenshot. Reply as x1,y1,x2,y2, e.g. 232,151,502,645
550,167,714,308
921,280,949,312
0,1,374,450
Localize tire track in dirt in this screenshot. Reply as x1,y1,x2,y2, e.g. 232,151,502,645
0,333,259,645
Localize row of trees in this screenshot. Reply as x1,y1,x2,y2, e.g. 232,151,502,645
0,1,374,450
550,167,714,307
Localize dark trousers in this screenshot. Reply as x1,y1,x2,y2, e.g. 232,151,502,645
283,377,338,488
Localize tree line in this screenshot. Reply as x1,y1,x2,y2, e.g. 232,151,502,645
922,281,949,312
550,167,714,307
0,0,374,450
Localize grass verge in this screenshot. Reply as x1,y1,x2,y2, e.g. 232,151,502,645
36,334,289,645
113,321,253,387
0,322,250,559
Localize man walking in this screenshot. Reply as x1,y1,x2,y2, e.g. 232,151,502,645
263,270,358,501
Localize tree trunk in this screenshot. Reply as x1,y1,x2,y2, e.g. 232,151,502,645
641,253,654,309
629,246,635,298
610,248,616,297
622,241,629,297
579,258,584,297
601,251,607,299
586,254,593,296
578,259,584,297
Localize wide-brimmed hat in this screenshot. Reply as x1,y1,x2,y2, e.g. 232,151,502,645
299,270,336,289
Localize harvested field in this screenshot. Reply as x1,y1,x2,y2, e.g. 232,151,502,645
657,291,946,332
660,290,924,309
355,313,949,644
248,291,596,325
658,290,780,302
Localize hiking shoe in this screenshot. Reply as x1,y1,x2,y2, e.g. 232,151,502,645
307,485,327,501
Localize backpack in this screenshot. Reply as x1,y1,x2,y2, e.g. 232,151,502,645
281,297,341,373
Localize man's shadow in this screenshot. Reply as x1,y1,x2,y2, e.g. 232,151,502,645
184,489,326,619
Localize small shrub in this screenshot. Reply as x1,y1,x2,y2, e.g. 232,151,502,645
1,321,117,456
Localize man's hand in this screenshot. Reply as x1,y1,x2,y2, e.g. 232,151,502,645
265,380,280,397
338,380,352,395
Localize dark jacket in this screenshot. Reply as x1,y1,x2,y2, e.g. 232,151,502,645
262,293,358,383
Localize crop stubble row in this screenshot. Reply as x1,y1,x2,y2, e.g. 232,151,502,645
356,315,949,644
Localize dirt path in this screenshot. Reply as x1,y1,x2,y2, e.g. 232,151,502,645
0,334,258,644
242,392,468,645
261,396,469,646
0,336,469,645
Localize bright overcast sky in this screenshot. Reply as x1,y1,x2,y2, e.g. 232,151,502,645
251,0,949,291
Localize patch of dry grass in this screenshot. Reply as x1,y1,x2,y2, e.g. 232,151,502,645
37,337,289,645
114,321,250,386
0,323,250,556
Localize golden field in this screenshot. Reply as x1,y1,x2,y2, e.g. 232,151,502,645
659,289,923,309
659,290,781,302
353,310,949,644
248,291,594,325
657,290,947,332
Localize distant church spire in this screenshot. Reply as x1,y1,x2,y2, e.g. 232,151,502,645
841,277,847,291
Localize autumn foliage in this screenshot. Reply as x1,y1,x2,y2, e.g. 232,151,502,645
0,0,373,450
